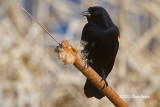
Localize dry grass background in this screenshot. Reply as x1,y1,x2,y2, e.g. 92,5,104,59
0,0,160,107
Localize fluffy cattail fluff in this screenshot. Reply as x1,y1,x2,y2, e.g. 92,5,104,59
56,40,88,65
56,40,76,64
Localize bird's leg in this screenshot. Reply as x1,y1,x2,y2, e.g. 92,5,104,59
100,68,108,90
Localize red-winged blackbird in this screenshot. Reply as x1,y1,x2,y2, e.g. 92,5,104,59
81,6,120,99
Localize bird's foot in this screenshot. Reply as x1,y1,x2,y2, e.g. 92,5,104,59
100,78,108,90
100,69,108,90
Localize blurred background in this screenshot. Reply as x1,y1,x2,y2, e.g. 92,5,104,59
0,0,160,107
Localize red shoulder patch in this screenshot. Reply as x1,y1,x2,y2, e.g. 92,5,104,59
116,30,120,40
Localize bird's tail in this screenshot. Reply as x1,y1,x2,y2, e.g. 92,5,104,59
84,79,104,99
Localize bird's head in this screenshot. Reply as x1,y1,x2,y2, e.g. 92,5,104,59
81,6,113,28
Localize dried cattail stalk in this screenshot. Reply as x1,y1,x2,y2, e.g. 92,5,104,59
57,40,128,107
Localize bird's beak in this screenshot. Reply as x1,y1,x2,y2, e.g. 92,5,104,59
80,10,90,17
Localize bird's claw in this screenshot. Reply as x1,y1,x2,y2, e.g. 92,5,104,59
100,68,108,90
101,79,108,90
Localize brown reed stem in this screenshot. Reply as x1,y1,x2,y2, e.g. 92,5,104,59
58,40,128,107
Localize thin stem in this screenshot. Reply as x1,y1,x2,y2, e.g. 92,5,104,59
19,4,61,45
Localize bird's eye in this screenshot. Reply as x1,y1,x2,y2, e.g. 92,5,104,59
92,11,97,15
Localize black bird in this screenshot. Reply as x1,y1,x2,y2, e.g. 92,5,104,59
80,6,120,99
